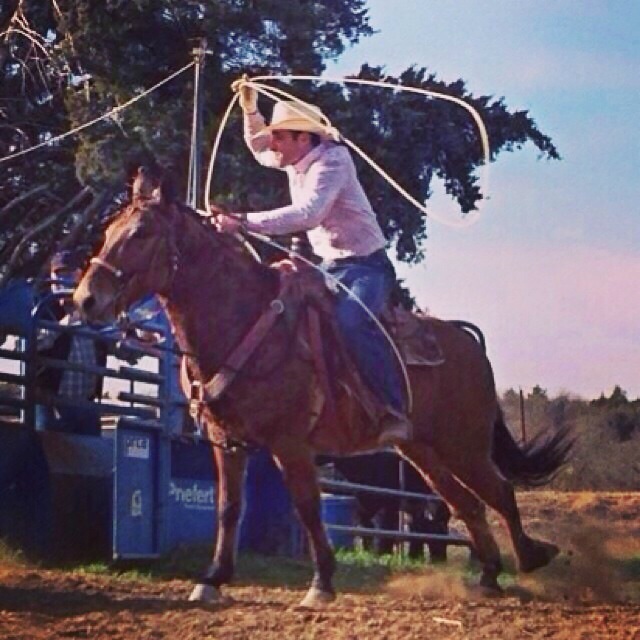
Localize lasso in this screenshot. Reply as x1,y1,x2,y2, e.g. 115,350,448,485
204,75,492,412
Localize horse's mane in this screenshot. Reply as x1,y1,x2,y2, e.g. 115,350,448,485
147,197,279,293
176,202,272,278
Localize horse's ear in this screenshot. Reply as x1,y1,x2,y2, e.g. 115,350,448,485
132,165,162,201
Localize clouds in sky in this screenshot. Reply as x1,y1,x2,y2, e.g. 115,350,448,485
328,1,640,398
397,238,640,398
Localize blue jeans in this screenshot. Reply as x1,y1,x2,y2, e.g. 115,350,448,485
324,250,406,414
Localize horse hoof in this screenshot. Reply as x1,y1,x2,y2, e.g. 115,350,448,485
296,587,336,609
475,577,504,597
520,540,559,573
469,580,504,598
188,583,228,603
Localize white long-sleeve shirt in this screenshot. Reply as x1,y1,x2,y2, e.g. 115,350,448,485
243,112,386,262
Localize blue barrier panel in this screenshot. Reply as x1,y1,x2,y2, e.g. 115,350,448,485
0,421,52,558
167,477,216,545
166,439,216,546
115,437,307,558
240,448,306,557
167,444,304,556
113,425,160,559
321,494,357,550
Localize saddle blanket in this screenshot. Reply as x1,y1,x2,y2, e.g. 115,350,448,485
386,306,445,367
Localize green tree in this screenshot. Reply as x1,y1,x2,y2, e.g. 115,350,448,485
528,385,548,401
0,0,558,284
591,385,629,408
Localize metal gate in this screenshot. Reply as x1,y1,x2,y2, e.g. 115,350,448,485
0,289,470,560
319,476,470,550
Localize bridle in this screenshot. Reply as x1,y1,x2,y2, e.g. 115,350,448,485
89,205,182,308
89,256,124,281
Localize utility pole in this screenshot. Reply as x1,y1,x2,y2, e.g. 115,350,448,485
186,37,207,210
519,388,527,442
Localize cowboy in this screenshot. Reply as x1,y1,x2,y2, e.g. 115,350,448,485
214,80,412,447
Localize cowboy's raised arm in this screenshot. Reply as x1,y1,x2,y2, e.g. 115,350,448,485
232,76,284,170
243,112,285,170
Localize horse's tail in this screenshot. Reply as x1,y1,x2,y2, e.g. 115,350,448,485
492,408,573,487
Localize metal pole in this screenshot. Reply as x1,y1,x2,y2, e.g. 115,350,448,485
519,388,527,442
187,38,207,209
398,456,407,557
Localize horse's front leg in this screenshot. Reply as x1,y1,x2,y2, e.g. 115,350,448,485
271,441,336,608
189,445,247,603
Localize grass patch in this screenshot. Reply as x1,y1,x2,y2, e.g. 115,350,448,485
0,539,31,567
0,535,494,594
233,548,450,592
44,545,472,593
617,555,640,580
70,562,156,583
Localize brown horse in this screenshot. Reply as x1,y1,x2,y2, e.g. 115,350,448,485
74,175,571,607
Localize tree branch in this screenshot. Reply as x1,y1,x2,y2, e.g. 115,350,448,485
56,187,114,254
0,183,50,226
0,186,93,286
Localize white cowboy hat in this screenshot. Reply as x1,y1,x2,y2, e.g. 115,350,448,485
259,100,330,137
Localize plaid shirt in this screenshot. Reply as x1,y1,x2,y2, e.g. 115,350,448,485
41,312,99,399
58,332,98,399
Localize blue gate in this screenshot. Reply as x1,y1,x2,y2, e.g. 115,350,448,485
113,422,163,559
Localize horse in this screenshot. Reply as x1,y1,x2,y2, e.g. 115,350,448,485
73,171,572,607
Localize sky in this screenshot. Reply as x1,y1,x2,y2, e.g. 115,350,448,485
327,0,640,399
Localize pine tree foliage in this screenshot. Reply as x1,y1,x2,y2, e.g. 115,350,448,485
0,0,558,283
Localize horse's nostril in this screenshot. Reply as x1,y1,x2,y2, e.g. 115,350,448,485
82,295,96,313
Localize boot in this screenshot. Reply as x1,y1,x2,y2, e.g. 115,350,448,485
377,408,413,447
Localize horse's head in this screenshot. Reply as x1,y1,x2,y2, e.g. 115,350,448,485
130,163,179,203
74,167,183,324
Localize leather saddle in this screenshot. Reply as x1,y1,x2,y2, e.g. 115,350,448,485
180,261,445,431
276,264,445,428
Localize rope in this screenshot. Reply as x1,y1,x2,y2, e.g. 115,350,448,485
0,61,490,414
248,75,491,229
203,73,494,411
0,61,195,166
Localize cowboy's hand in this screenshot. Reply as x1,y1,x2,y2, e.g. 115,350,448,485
231,74,257,114
215,213,245,234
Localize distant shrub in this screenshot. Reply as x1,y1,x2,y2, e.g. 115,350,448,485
500,388,640,491
606,409,638,442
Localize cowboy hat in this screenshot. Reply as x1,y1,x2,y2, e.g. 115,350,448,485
259,100,330,136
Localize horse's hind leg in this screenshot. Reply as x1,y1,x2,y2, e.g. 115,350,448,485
190,446,247,603
271,441,336,608
397,443,503,591
453,458,559,573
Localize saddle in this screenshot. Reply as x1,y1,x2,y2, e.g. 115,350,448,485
180,261,445,435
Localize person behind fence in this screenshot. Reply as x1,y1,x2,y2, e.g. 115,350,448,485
35,249,107,435
214,79,412,447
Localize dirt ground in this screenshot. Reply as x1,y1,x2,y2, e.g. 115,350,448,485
1,491,639,640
